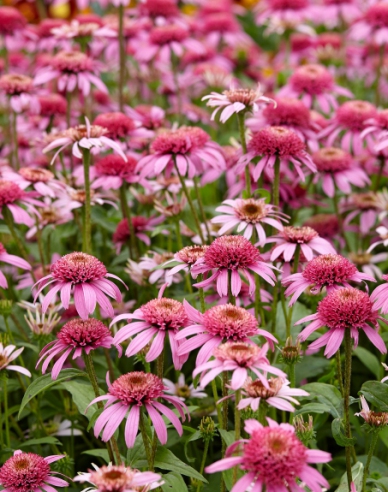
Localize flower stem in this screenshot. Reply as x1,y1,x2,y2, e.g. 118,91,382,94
237,112,251,198
82,148,92,254
173,158,205,244
333,189,351,252
2,375,10,448
255,274,266,326
10,110,20,170
344,329,354,492
374,155,385,192
119,184,139,260
139,409,153,469
194,177,211,244
118,4,126,112
234,389,241,440
258,399,268,425
150,352,165,469
211,379,223,427
336,349,344,397
272,156,281,208
196,439,210,492
362,431,379,492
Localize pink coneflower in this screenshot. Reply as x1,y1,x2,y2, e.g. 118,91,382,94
361,109,388,154
74,464,163,492
0,180,42,227
112,297,188,370
348,251,388,280
34,50,107,97
312,147,370,198
349,2,388,46
126,105,165,130
205,418,331,492
238,376,308,412
176,303,277,366
43,118,127,164
202,84,275,123
319,100,378,154
113,215,164,252
33,252,125,320
36,319,115,380
193,341,286,390
38,94,67,118
163,373,207,400
191,235,277,297
89,155,139,190
90,371,188,447
370,274,388,313
0,242,31,289
138,0,180,19
93,112,151,141
0,7,26,36
0,344,31,377
278,64,352,113
136,126,225,179
163,245,208,279
267,225,336,262
303,214,340,241
256,0,312,26
0,451,68,492
2,167,65,198
283,254,374,305
369,225,388,252
237,126,317,182
0,74,37,113
355,395,388,428
342,192,383,235
211,198,287,243
137,252,182,286
314,0,361,28
297,287,387,358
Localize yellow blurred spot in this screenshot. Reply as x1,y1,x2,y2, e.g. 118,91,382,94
237,0,260,8
181,4,197,15
262,67,274,78
49,2,71,19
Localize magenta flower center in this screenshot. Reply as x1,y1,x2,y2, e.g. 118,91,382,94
52,51,93,73
139,0,179,18
244,377,283,398
290,64,334,95
140,298,188,331
302,254,357,285
263,97,311,128
57,319,111,348
202,304,258,339
0,74,32,95
38,94,67,116
282,226,318,243
109,371,164,405
95,155,137,178
93,113,135,139
313,147,352,173
89,466,137,492
242,428,307,484
204,235,262,270
50,252,107,283
19,167,54,183
234,199,269,223
318,288,378,330
150,25,188,44
151,127,209,155
176,245,208,265
365,3,388,28
269,0,308,10
249,126,306,157
0,453,50,492
377,110,388,129
214,341,260,366
0,7,26,34
336,101,377,132
0,180,24,206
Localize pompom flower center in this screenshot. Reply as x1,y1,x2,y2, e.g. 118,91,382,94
57,319,111,348
176,245,208,265
93,113,135,139
140,298,188,331
223,88,259,105
248,126,306,157
289,64,334,95
109,371,164,405
302,254,358,285
95,155,137,177
0,452,50,492
263,97,311,128
313,148,352,173
0,180,24,206
336,101,377,131
365,3,388,28
151,127,209,155
52,51,93,73
214,341,260,365
270,0,309,9
50,252,107,283
244,377,283,398
89,466,136,492
282,226,318,243
19,168,54,183
0,74,32,95
204,235,262,269
150,25,188,44
203,304,258,339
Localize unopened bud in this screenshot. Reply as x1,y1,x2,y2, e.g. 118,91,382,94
51,453,74,475
199,416,216,441
280,337,301,366
0,300,12,318
293,415,315,445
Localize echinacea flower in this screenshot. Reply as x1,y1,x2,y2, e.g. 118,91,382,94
33,252,126,320
193,341,286,390
236,126,317,182
90,371,188,447
163,373,207,400
113,216,165,252
112,297,188,370
0,450,68,492
348,251,388,280
342,192,384,235
0,179,42,227
93,112,152,142
202,84,275,123
205,418,331,492
370,274,388,314
211,198,287,243
238,376,308,412
267,225,336,262
74,464,163,492
368,225,388,252
162,245,209,279
0,74,38,113
356,395,388,428
176,303,277,366
296,287,387,358
43,118,127,164
137,252,182,287
191,235,277,297
0,242,31,289
349,2,388,46
1,167,66,198
36,318,116,380
283,254,374,305
278,64,352,113
312,147,370,198
0,7,26,36
360,108,388,153
0,344,31,377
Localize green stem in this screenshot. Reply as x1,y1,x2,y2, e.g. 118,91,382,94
272,156,281,208
374,155,385,192
344,329,354,492
119,184,139,259
237,113,251,198
258,399,268,425
362,431,379,492
336,349,344,397
35,218,47,276
255,274,266,326
333,189,351,252
196,439,210,492
139,409,153,469
174,158,205,244
3,375,10,448
150,352,165,469
82,149,92,254
194,177,211,243
211,379,223,427
118,5,126,112
376,45,385,107
232,390,242,485
11,110,20,170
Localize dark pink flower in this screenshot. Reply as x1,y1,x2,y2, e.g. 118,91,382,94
297,287,387,358
113,215,164,252
91,155,139,190
0,180,42,227
349,2,388,46
90,371,188,447
0,242,31,289
371,274,388,313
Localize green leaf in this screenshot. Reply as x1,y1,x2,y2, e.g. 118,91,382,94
154,447,207,483
126,434,147,468
354,347,381,379
184,430,201,463
18,369,87,419
161,472,189,492
295,402,333,415
336,462,363,492
360,381,388,412
218,429,235,447
331,418,356,447
302,382,343,418
62,379,99,420
82,449,110,463
20,437,62,448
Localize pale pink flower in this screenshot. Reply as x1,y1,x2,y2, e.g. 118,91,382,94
202,84,275,123
206,418,331,492
348,251,388,280
0,242,31,289
1,167,66,198
34,50,107,97
349,2,388,46
55,187,118,213
33,252,126,320
368,225,388,252
0,344,31,377
36,319,116,380
212,198,288,243
297,287,387,358
176,302,277,366
342,192,383,235
267,225,336,263
137,252,182,287
370,274,388,314
90,371,188,447
0,74,38,114
0,180,42,227
255,0,313,26
192,235,277,297
162,245,209,279
163,373,207,400
238,376,308,412
0,450,68,492
112,297,189,370
278,64,353,113
312,147,370,198
355,395,388,427
113,216,165,252
312,0,362,28
283,254,375,305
